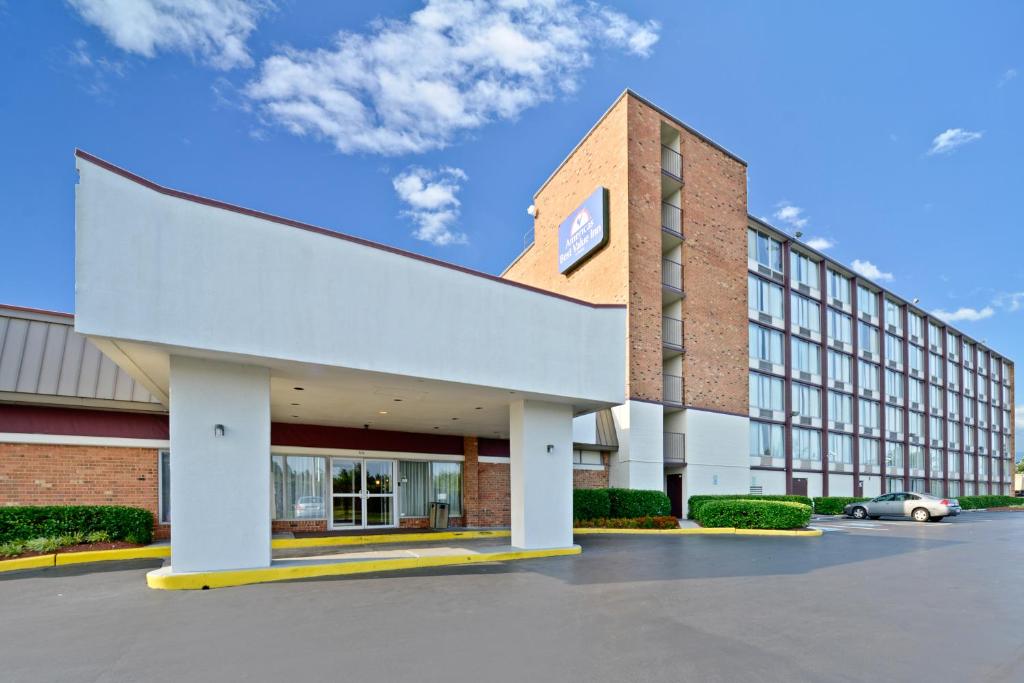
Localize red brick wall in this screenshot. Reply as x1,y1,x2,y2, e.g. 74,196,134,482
573,467,609,489
0,442,167,539
475,462,511,527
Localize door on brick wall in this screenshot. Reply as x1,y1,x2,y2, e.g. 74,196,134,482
791,478,808,497
666,474,683,518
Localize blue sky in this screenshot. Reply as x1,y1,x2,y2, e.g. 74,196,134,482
0,1,1021,448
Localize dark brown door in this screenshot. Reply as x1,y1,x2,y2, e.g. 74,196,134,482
791,478,808,497
667,474,683,518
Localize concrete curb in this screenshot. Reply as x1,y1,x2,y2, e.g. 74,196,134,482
0,554,57,573
573,527,822,537
146,545,582,590
54,545,171,565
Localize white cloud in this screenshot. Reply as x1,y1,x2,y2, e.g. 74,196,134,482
931,306,995,323
773,204,808,230
67,38,127,96
927,128,983,155
805,237,834,251
1016,404,1023,430
851,259,894,282
993,291,1024,312
393,166,469,246
998,68,1018,87
68,0,270,70
245,0,660,155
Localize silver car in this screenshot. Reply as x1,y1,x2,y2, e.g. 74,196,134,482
844,492,961,522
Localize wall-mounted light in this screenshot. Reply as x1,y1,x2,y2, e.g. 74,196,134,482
214,424,225,438
546,444,554,453
527,204,538,218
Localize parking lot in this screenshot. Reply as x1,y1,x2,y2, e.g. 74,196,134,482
2,511,1023,683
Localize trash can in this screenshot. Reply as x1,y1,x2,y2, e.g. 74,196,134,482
428,501,450,529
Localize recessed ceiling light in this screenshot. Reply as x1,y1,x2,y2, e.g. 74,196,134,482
293,387,304,391
433,426,440,430
291,415,299,418
474,406,483,410
379,410,388,415
451,417,458,420
290,403,300,406
393,398,403,402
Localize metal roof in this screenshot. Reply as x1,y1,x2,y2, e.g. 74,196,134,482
0,305,163,409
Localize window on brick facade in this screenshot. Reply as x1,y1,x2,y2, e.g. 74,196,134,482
748,228,783,271
271,454,327,521
790,250,819,289
748,274,784,318
159,450,171,524
791,292,821,332
857,285,878,317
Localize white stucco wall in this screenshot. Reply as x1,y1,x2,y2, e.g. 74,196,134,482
608,400,664,490
682,409,750,511
510,400,574,549
75,156,625,406
169,356,270,572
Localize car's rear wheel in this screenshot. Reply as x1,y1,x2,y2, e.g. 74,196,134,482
912,507,931,522
851,506,868,520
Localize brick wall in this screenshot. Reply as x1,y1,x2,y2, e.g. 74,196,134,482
0,442,167,539
573,467,609,489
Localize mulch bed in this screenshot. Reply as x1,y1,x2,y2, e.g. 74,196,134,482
1,540,143,562
983,506,1024,512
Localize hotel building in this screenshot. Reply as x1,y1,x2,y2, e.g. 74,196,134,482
0,90,1014,572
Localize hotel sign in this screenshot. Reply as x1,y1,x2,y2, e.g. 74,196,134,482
558,187,609,274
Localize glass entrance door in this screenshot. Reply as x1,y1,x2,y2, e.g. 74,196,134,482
330,458,396,529
331,459,362,528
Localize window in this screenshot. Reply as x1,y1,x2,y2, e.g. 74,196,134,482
908,378,923,404
946,332,958,356
930,353,944,381
749,323,784,365
962,341,973,363
399,461,463,517
929,321,942,345
948,451,960,474
929,383,942,408
909,412,924,439
749,421,784,458
886,442,904,468
792,383,822,418
887,477,904,493
828,309,852,344
749,372,785,411
828,390,852,423
158,450,171,524
908,312,923,339
828,350,852,383
271,454,327,521
886,405,904,435
884,299,903,332
859,360,879,392
790,293,821,332
885,334,903,364
860,399,880,429
909,445,925,470
748,274,784,318
947,421,959,447
793,427,821,461
790,250,819,289
748,228,783,271
829,432,853,464
965,426,974,449
946,360,957,386
573,450,603,465
859,322,879,354
860,438,880,466
947,390,958,416
929,416,944,441
857,286,878,317
964,372,974,394
885,369,904,399
826,269,850,305
908,345,924,374
792,338,821,375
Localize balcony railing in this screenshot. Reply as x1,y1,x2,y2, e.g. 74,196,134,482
661,145,683,180
662,258,682,291
664,431,685,464
663,315,683,349
663,373,683,406
661,201,682,237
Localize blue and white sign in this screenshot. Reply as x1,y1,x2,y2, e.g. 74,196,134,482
558,187,608,274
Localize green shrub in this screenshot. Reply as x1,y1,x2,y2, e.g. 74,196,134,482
687,494,812,521
24,537,60,553
0,506,153,545
813,497,871,515
574,516,679,529
698,500,812,530
957,495,1023,510
607,488,672,518
573,488,612,521
0,540,26,557
85,530,110,544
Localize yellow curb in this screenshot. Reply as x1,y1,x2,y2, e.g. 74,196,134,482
270,529,511,549
0,554,56,573
573,527,821,537
147,545,580,590
55,545,171,566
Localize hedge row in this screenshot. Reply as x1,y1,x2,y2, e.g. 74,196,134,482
573,488,672,521
0,506,153,545
957,495,1023,510
574,516,679,529
812,497,870,515
698,500,812,530
687,495,812,521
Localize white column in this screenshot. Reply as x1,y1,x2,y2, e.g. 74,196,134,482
169,355,270,572
509,399,574,549
608,400,665,489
